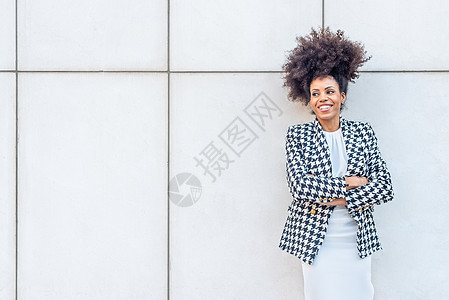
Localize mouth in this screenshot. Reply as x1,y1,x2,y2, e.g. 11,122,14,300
317,104,333,112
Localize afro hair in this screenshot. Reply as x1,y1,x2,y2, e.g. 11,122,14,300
282,27,371,105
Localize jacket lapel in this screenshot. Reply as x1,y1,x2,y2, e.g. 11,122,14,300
340,117,357,176
313,115,358,177
312,118,333,177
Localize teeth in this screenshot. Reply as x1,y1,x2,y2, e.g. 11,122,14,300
319,105,331,110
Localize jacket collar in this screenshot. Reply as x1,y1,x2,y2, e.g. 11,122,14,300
313,114,347,133
312,115,355,177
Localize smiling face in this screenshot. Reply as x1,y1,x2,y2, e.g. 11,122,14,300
309,75,346,131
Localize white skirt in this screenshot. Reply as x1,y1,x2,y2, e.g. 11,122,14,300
301,205,374,300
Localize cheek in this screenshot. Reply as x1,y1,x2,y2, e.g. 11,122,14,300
309,102,316,111
310,104,319,114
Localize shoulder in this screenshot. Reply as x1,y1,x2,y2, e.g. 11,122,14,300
343,118,375,137
344,119,380,149
287,121,314,135
343,118,372,130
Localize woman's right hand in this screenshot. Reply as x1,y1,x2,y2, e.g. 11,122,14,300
345,176,369,190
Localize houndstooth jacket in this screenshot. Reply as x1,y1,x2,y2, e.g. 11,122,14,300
278,116,394,265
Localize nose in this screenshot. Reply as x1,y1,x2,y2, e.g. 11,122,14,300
319,95,328,102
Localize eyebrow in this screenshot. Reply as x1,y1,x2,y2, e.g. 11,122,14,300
311,86,335,91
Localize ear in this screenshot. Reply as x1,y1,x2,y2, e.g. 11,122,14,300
341,92,346,104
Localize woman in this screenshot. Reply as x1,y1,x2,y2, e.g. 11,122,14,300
278,27,394,299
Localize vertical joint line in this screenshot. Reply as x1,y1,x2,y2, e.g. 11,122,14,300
166,0,170,300
14,0,19,299
321,0,325,28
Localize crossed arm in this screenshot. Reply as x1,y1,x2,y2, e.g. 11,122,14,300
317,176,368,206
285,124,394,214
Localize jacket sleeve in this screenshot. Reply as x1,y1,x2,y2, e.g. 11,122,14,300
345,123,394,215
285,125,346,203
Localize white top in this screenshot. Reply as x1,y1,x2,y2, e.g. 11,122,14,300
322,128,348,177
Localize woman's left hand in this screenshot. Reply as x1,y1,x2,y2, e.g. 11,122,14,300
319,198,347,206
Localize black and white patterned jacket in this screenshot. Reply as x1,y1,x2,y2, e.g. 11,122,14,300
278,116,394,265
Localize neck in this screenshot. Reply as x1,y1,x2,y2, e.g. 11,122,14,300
318,117,340,132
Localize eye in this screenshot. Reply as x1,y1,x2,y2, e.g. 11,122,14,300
327,90,335,94
312,92,319,97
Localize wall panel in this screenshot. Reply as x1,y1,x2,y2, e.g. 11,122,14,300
0,0,15,69
170,0,321,71
18,0,167,71
18,73,168,299
326,0,449,70
0,73,16,300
